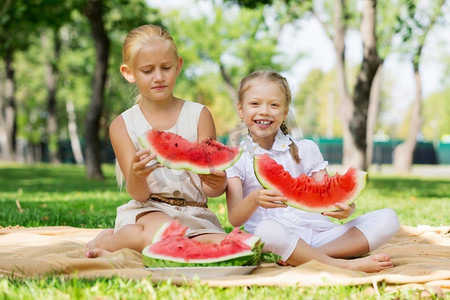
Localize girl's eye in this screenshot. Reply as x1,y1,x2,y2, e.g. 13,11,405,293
162,66,172,70
142,70,152,74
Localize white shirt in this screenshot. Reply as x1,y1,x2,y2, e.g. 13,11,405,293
227,130,335,244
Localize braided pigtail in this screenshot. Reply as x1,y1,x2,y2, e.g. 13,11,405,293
281,122,301,164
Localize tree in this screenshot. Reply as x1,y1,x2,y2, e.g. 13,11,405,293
82,0,109,179
393,0,447,173
0,0,30,161
347,0,381,170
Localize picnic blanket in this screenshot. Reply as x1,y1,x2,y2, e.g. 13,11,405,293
0,225,449,291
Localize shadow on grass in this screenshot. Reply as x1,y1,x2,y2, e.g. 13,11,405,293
0,164,124,228
0,164,118,193
367,176,450,198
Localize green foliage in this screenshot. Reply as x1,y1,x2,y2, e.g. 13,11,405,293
293,69,342,137
422,88,450,141
393,0,447,66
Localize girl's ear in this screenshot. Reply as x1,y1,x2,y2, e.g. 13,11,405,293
176,57,183,75
120,64,135,83
237,102,244,120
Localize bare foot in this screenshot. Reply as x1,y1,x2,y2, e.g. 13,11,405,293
344,254,393,273
86,228,114,249
85,248,111,258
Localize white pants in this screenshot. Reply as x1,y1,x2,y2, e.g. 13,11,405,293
254,208,399,261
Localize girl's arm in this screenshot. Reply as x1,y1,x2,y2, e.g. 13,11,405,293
109,116,161,202
197,107,227,197
226,177,287,227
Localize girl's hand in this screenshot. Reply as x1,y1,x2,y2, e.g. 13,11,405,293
199,169,227,190
322,202,355,220
251,189,287,209
131,149,162,178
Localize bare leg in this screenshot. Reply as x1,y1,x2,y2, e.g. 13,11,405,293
286,238,393,273
85,212,173,257
317,227,370,258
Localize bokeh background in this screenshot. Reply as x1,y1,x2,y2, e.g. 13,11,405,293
1,0,449,179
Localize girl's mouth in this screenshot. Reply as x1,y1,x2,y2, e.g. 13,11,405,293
254,120,273,126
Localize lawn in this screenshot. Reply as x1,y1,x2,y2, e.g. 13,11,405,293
0,163,449,299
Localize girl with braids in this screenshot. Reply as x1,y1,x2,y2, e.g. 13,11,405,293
225,70,400,272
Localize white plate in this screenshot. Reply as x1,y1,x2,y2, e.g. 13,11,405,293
145,265,256,279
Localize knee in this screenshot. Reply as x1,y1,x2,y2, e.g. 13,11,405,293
379,208,400,235
365,208,400,251
254,219,297,260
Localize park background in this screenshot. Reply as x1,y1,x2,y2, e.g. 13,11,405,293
1,0,450,178
1,1,450,298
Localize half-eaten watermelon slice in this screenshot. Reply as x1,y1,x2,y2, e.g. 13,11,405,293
139,129,242,174
142,220,262,268
254,154,367,212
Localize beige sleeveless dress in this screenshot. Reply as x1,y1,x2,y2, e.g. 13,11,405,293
114,101,225,237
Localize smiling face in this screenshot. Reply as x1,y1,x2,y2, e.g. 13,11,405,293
120,39,182,103
238,80,289,149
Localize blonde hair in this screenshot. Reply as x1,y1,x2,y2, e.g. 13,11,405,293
122,24,179,104
238,70,300,163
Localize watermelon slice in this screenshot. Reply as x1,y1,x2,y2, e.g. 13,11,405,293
142,220,262,268
254,154,367,212
138,129,242,174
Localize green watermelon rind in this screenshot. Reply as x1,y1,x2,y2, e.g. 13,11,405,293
142,242,263,268
138,134,243,175
142,249,256,268
254,155,368,213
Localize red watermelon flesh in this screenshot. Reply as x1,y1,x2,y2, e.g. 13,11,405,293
151,219,188,243
139,129,242,174
254,154,367,212
142,220,261,267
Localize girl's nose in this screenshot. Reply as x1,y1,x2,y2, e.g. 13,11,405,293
154,68,164,81
260,104,269,114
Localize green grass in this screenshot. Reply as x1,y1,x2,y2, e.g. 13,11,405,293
0,163,449,299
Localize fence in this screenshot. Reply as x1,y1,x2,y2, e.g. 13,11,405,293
316,138,445,165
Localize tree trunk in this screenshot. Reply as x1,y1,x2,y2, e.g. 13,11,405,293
42,30,61,163
366,61,383,167
66,100,85,165
84,0,109,179
2,47,17,161
331,0,355,168
393,63,422,173
347,0,380,170
392,0,444,173
0,62,8,161
219,63,238,111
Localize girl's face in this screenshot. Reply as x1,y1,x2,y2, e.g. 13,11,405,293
121,39,182,102
238,80,288,149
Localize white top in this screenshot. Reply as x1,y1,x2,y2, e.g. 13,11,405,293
227,130,334,243
121,101,207,204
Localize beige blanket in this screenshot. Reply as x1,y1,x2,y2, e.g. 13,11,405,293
1,225,449,291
